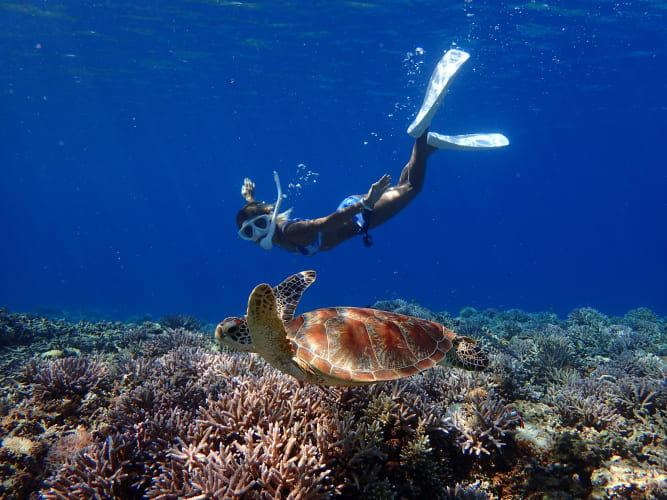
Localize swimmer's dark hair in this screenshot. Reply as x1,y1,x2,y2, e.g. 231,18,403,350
236,202,273,228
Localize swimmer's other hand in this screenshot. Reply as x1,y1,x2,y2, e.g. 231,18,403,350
364,174,391,209
242,178,256,203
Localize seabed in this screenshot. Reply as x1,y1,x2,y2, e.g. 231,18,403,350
0,301,665,499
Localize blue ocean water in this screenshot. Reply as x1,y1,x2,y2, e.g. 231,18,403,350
1,1,665,323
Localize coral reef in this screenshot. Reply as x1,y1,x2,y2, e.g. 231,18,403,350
0,304,665,499
158,313,205,332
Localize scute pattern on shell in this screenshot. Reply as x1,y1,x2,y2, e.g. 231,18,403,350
286,307,456,382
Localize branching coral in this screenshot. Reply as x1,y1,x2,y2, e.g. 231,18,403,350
0,308,60,346
454,320,490,341
21,357,108,403
623,308,666,347
44,426,95,472
329,382,455,497
125,328,212,358
147,369,337,499
373,298,449,324
567,307,609,329
544,366,581,386
449,392,522,457
497,320,523,340
610,351,667,379
42,433,142,500
507,337,537,364
150,424,332,499
548,377,623,431
442,484,494,499
614,377,666,419
534,332,576,370
158,314,204,332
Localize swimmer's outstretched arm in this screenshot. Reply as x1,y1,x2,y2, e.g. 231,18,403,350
282,175,391,245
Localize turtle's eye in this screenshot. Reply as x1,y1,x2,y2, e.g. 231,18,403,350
227,325,239,334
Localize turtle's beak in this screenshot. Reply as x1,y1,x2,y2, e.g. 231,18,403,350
214,322,227,343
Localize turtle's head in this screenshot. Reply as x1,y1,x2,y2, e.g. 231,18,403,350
215,317,256,352
452,336,489,371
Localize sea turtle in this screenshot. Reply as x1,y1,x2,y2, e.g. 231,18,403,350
216,271,489,386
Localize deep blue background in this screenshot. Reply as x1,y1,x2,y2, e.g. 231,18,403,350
1,1,666,321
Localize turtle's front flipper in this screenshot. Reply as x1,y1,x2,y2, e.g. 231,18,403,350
274,270,316,322
247,284,307,381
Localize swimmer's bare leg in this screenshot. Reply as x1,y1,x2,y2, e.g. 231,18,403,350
366,131,435,228
398,130,437,192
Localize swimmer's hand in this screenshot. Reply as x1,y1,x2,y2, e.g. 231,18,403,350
363,174,391,210
241,178,256,203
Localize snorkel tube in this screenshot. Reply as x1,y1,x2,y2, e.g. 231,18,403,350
259,170,282,250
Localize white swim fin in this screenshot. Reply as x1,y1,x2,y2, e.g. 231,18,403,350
407,49,470,138
408,48,510,149
427,132,509,150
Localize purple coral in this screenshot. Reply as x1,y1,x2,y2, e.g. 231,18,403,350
22,357,108,402
549,377,622,430
450,392,522,457
42,434,140,500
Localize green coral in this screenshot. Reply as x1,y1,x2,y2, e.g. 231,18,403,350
399,425,432,467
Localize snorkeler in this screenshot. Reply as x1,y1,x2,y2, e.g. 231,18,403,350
237,49,509,256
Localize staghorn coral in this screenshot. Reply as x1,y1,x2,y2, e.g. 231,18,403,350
21,357,108,404
0,308,60,346
158,313,204,331
330,382,454,497
500,309,531,323
489,352,525,400
506,337,537,364
42,433,142,500
614,377,666,419
449,392,522,457
453,319,489,341
151,423,332,499
544,366,581,386
609,351,667,379
147,368,337,499
398,424,450,497
123,328,212,358
373,298,448,324
442,484,494,499
622,308,666,349
534,329,576,370
497,319,522,340
44,426,95,472
548,376,623,431
568,307,610,329
607,325,653,354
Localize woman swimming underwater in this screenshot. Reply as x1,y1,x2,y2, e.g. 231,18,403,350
236,49,509,256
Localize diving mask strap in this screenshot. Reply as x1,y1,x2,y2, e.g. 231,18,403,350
259,170,282,250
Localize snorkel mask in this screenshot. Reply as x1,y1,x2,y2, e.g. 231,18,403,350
237,171,282,250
